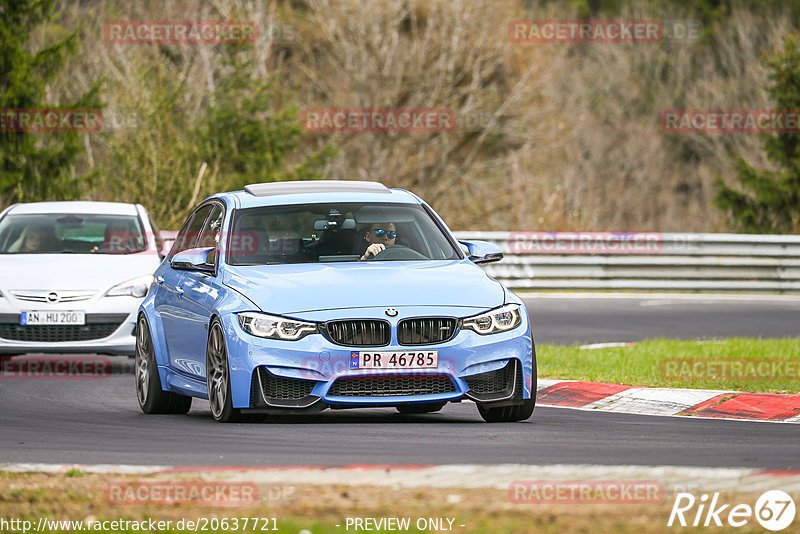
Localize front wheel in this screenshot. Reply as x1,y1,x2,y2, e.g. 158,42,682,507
206,320,242,423
135,315,192,414
476,358,536,423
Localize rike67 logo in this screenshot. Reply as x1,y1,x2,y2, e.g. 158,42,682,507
668,490,796,531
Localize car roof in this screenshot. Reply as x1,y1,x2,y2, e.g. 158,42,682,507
7,201,140,216
226,180,421,209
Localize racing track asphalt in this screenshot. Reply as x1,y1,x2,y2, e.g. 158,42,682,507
522,293,800,344
0,375,797,469
0,294,798,469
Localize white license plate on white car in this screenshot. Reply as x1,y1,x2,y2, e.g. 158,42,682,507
20,311,86,326
350,350,438,369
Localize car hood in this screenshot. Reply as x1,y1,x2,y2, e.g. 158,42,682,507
222,261,504,315
0,254,160,292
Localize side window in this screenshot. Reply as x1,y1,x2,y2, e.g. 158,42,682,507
198,205,224,264
170,204,213,258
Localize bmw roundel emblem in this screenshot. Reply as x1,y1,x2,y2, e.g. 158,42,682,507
384,308,398,317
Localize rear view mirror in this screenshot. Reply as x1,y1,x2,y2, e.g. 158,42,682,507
314,218,356,231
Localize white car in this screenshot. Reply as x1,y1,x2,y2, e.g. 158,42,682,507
0,201,164,356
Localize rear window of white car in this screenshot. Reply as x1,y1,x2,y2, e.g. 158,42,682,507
0,213,147,254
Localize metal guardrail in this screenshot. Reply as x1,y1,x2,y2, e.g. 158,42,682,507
163,230,800,292
453,232,800,293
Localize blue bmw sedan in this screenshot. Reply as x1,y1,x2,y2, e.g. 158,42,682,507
136,181,536,422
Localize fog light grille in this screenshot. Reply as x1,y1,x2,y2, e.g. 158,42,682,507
257,367,316,400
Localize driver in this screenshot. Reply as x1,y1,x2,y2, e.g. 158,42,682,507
360,223,396,260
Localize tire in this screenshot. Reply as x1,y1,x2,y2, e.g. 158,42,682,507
206,319,243,423
135,315,192,415
477,358,537,423
396,402,446,414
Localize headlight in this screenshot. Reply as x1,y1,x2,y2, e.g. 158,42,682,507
238,312,318,341
462,304,522,335
106,275,154,298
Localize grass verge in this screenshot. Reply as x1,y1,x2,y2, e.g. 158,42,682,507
0,472,785,534
537,337,800,393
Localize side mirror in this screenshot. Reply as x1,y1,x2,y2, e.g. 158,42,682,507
459,240,503,264
170,247,216,274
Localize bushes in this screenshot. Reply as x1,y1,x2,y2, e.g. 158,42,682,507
4,0,798,232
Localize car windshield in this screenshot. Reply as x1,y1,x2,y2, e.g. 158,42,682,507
0,213,147,254
227,202,460,265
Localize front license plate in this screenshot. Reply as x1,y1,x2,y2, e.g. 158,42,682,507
20,311,86,326
350,350,438,369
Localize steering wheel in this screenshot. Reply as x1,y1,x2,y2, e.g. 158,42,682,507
372,244,428,261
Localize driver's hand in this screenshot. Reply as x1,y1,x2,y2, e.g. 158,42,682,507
361,243,385,260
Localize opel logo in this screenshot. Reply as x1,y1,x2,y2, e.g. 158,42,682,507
384,308,398,317
47,292,59,303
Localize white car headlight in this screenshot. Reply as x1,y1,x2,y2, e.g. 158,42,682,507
238,312,318,341
462,304,522,335
106,275,154,298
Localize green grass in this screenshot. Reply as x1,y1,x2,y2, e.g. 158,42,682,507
537,337,800,393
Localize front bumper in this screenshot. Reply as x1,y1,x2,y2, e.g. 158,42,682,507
0,297,143,355
221,307,534,409
248,358,526,412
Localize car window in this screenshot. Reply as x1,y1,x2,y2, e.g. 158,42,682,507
171,204,214,258
227,202,460,265
199,204,223,249
197,204,224,267
0,213,147,254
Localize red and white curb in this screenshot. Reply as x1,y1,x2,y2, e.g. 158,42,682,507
1,463,799,494
537,379,800,423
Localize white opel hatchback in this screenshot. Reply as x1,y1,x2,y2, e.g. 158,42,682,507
0,202,164,355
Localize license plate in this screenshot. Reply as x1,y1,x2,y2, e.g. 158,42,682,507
20,311,86,326
350,350,438,369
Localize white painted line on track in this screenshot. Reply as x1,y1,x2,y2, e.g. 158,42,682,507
519,292,800,301
578,342,636,350
784,413,800,423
